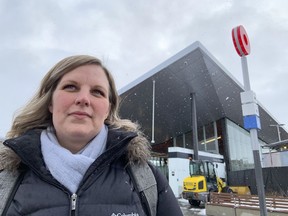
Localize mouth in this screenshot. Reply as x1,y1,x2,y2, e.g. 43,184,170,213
69,111,92,118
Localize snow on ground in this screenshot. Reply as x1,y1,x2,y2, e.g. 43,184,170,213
178,198,207,215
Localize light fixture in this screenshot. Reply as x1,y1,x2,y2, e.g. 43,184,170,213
201,136,221,145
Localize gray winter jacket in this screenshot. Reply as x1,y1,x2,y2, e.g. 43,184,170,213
0,127,183,216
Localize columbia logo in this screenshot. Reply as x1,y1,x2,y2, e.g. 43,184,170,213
111,213,139,216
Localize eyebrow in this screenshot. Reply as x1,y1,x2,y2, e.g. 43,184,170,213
60,79,77,84
60,79,109,91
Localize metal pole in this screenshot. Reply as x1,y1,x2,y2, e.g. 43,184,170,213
241,56,267,216
276,125,281,141
269,149,273,167
241,56,251,90
151,80,155,144
232,25,267,215
270,124,285,141
213,121,219,153
190,92,199,160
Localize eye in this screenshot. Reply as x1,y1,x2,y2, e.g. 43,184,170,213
63,84,77,91
92,89,106,97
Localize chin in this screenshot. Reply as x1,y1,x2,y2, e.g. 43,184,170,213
69,129,97,139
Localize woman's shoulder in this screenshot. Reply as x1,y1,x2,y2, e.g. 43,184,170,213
148,162,168,183
0,141,21,171
126,134,151,164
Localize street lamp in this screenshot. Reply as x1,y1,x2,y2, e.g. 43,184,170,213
270,124,285,141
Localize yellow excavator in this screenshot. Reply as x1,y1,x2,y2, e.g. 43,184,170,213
182,159,250,206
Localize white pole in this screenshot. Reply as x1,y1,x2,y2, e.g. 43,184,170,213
241,56,267,216
276,125,281,141
151,80,155,144
232,25,267,216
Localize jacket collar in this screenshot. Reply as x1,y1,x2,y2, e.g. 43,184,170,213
1,126,149,172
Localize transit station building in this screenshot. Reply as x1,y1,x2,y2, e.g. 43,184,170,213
118,42,288,196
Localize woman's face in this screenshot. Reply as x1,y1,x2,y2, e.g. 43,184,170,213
49,64,110,152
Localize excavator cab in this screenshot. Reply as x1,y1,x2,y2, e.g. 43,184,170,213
189,160,218,190
183,160,220,206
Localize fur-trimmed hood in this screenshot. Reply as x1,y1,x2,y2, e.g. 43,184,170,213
0,141,21,171
0,128,151,171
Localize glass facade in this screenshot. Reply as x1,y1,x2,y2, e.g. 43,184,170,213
226,119,255,171
184,131,193,149
198,122,219,154
176,134,184,147
164,118,270,172
175,120,221,154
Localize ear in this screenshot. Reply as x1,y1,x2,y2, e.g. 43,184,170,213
49,104,53,113
106,104,111,119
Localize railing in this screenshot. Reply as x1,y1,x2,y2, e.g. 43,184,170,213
208,192,288,213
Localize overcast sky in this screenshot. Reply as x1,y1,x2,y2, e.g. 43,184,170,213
1,0,287,138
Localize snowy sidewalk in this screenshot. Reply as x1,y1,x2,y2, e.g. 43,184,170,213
178,198,206,216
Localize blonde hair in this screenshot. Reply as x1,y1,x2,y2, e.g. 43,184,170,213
7,55,140,138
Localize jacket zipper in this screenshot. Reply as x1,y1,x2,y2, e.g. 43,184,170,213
25,165,79,216
71,193,77,215
27,169,76,215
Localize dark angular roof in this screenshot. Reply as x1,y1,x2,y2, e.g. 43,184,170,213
118,41,288,145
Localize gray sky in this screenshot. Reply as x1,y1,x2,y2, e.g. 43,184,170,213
1,0,287,138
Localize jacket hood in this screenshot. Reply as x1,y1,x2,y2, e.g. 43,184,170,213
0,128,151,171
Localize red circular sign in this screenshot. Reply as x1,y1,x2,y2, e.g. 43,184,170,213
232,25,250,56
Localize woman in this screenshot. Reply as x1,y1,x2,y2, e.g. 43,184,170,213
0,55,183,216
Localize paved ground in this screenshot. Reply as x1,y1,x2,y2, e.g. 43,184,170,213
178,199,207,216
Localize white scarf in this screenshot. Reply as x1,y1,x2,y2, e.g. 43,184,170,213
40,125,108,193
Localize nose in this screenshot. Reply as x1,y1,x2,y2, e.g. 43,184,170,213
75,91,90,106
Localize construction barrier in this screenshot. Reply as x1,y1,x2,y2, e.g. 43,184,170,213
206,192,288,216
